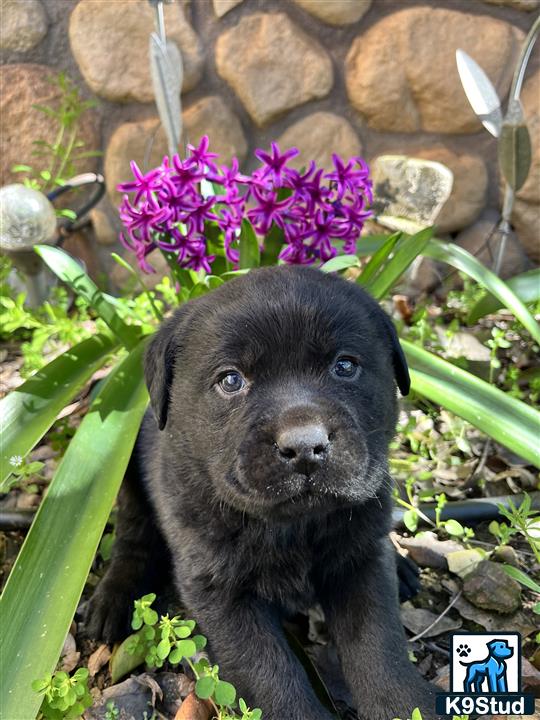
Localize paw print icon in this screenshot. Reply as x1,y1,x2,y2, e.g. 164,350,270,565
457,644,471,658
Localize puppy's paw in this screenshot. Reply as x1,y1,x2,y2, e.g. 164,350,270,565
84,580,134,643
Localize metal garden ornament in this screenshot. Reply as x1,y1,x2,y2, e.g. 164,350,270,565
456,15,539,275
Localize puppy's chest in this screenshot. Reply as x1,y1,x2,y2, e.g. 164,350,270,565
233,524,318,611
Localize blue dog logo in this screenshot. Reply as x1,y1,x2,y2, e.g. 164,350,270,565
460,639,514,693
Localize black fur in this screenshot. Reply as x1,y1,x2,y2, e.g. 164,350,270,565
87,266,437,719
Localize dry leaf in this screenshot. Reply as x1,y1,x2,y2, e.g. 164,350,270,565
88,644,112,678
60,633,80,673
174,692,213,720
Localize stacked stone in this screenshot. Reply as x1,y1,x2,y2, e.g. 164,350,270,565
0,0,538,278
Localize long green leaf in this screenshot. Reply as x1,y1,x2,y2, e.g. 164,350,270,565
0,342,148,720
239,219,260,270
35,245,140,349
424,240,540,344
468,268,540,324
0,334,118,485
366,228,433,299
404,341,540,468
357,232,400,286
320,254,360,273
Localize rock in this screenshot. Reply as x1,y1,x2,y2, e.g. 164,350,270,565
69,0,203,103
413,147,488,233
0,0,48,52
0,64,100,186
345,8,523,133
401,606,462,638
277,112,362,171
212,0,243,17
292,0,372,25
397,531,463,569
105,97,246,205
86,677,156,720
89,205,118,247
436,328,491,362
215,12,333,126
447,549,485,578
482,0,539,9
455,209,531,279
183,95,247,166
512,69,540,263
462,560,521,614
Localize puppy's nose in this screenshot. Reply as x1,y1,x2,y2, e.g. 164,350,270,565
276,424,330,474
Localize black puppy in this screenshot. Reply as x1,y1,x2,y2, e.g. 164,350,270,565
88,266,437,719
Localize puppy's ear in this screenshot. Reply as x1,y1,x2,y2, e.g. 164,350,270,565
380,312,410,396
144,306,192,430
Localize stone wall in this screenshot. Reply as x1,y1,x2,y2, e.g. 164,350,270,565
1,0,539,286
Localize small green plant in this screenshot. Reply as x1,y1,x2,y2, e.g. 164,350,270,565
11,72,100,208
2,454,44,493
486,326,512,384
104,700,119,720
32,668,92,720
126,594,262,720
490,494,540,562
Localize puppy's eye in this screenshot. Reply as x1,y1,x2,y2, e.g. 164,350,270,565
218,371,246,394
332,357,360,379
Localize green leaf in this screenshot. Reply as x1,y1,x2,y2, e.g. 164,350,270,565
357,232,401,287
110,633,147,684
0,334,118,486
424,239,540,344
35,245,140,349
195,676,216,700
502,565,540,594
366,228,433,299
468,268,540,324
320,254,360,274
0,342,148,720
239,219,260,270
214,680,236,706
176,638,197,658
403,509,418,533
260,223,284,266
156,638,171,660
404,341,540,468
444,519,464,537
55,208,78,221
11,164,33,173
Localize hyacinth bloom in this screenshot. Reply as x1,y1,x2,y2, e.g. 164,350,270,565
117,136,372,274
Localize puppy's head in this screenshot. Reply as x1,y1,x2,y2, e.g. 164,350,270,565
145,266,408,519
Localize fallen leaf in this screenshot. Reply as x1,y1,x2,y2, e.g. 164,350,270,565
136,673,163,705
60,633,80,673
88,644,111,678
397,531,463,569
174,692,213,720
463,560,521,614
401,606,462,638
522,657,540,693
453,594,536,637
446,548,485,578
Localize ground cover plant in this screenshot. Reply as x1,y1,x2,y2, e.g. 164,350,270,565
0,137,539,720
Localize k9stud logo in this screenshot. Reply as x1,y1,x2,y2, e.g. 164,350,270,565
435,632,535,716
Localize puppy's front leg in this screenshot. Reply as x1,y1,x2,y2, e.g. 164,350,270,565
320,540,438,720
182,589,334,720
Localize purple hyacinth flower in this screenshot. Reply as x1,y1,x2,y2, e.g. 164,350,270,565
255,142,299,185
117,161,163,205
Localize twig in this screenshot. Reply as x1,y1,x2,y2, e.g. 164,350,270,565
407,590,463,643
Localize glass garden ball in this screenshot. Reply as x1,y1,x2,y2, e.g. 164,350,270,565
0,184,57,252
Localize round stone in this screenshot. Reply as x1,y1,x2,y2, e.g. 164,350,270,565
215,12,333,126
345,7,524,133
278,112,362,171
0,184,57,251
0,0,48,52
69,0,203,103
292,0,372,25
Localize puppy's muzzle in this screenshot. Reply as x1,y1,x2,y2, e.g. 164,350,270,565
275,423,330,476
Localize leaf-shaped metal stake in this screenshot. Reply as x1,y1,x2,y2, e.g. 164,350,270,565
455,49,502,137
498,99,532,193
148,0,182,158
